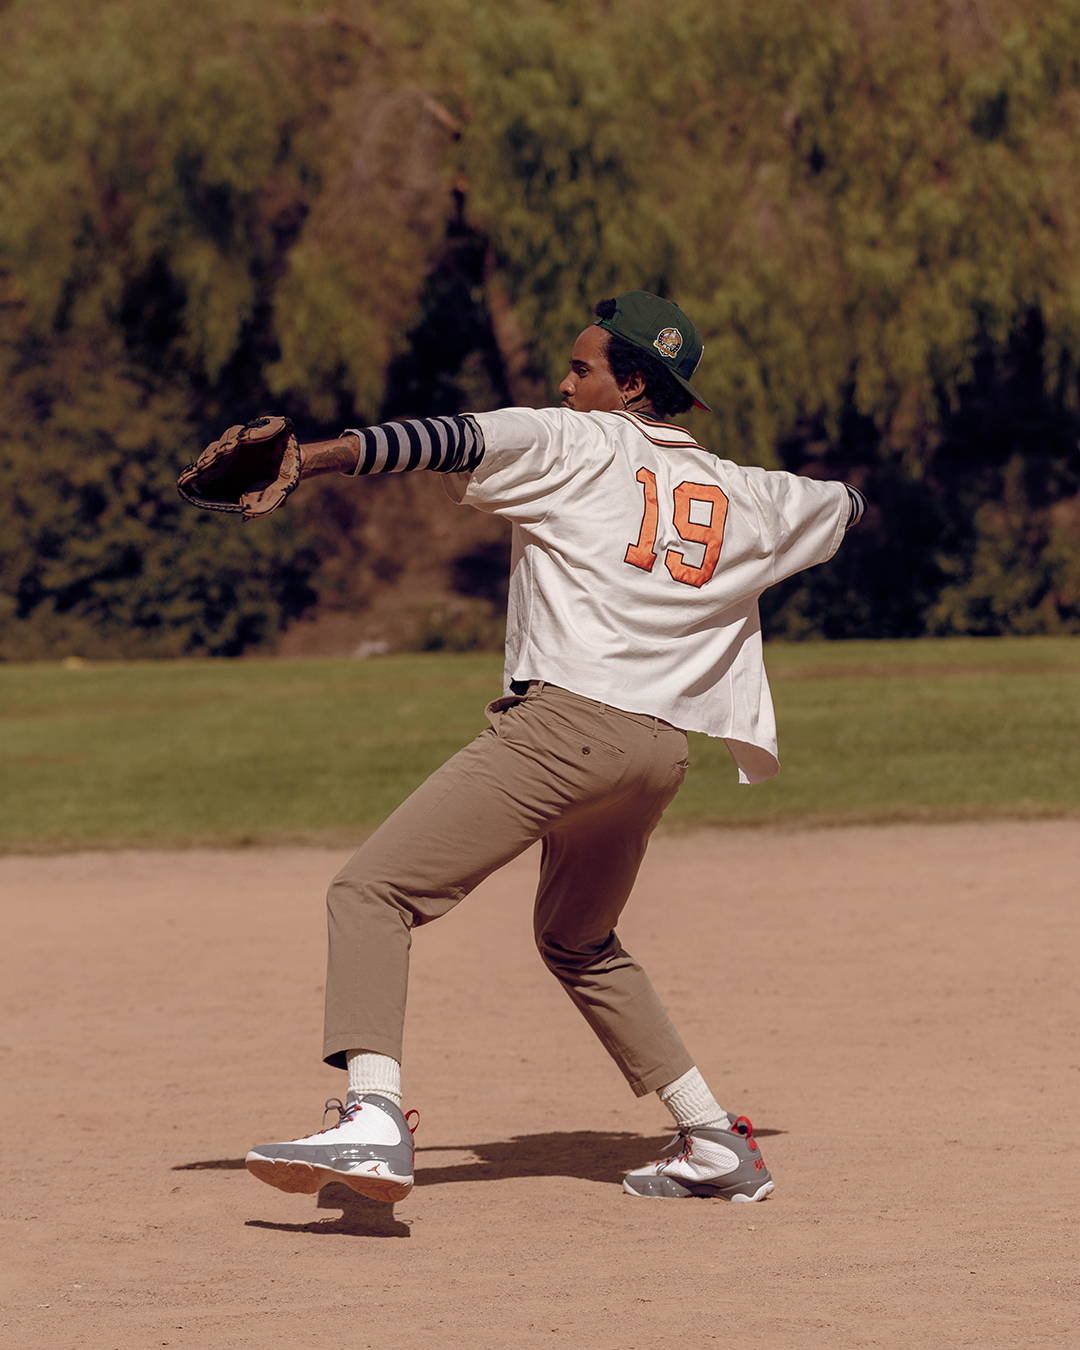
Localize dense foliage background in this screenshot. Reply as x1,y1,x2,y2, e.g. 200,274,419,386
2,0,1078,657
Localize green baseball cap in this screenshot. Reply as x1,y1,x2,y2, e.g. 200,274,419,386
594,290,711,412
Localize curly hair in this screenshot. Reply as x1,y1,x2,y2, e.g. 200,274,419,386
594,299,694,420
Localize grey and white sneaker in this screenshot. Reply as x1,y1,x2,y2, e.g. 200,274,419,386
623,1116,774,1201
245,1095,418,1202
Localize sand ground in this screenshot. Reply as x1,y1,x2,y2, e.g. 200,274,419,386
1,821,1078,1348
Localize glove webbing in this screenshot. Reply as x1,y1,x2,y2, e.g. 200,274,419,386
342,414,485,476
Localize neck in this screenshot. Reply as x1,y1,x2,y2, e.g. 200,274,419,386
622,394,659,419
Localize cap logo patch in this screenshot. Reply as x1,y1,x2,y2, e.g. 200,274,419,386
653,327,683,360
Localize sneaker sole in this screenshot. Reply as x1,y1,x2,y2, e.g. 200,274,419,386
245,1154,412,1203
623,1176,775,1202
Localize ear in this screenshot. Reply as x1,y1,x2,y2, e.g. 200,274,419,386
618,369,646,403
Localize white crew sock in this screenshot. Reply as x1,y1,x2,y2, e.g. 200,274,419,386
346,1050,402,1107
658,1066,730,1132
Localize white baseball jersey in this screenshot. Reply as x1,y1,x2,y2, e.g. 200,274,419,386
451,406,853,783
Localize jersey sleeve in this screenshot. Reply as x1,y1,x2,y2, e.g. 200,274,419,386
341,415,484,475
743,469,853,585
455,407,590,525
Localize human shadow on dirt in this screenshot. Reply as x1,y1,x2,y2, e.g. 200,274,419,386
171,1160,411,1237
173,1157,246,1169
174,1121,782,1188
172,1126,783,1235
414,1125,783,1187
244,1183,411,1238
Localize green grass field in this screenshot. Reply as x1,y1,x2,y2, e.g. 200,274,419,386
2,637,1078,851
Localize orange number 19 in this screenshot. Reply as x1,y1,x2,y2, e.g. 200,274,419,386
623,467,729,589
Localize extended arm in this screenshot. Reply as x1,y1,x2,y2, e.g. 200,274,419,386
300,415,485,480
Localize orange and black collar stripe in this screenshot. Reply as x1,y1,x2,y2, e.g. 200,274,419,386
611,409,707,452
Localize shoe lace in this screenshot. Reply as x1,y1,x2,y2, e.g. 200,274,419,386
650,1129,693,1169
318,1097,421,1135
320,1097,356,1130
672,1131,694,1165
653,1116,754,1169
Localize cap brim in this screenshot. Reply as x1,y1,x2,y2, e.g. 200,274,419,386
671,372,711,413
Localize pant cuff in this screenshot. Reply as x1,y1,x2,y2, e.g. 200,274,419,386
322,1032,403,1072
627,1054,696,1098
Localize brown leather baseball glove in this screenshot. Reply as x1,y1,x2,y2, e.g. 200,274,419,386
177,415,302,518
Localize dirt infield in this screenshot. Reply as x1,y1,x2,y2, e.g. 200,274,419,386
2,821,1077,1348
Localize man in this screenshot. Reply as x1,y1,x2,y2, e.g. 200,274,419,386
243,291,865,1202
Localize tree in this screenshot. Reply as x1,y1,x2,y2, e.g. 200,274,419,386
2,0,1078,657
0,342,317,658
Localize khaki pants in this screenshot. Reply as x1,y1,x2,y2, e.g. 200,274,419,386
323,682,694,1096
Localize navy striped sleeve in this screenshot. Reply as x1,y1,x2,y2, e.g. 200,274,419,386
340,415,485,476
844,484,867,530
